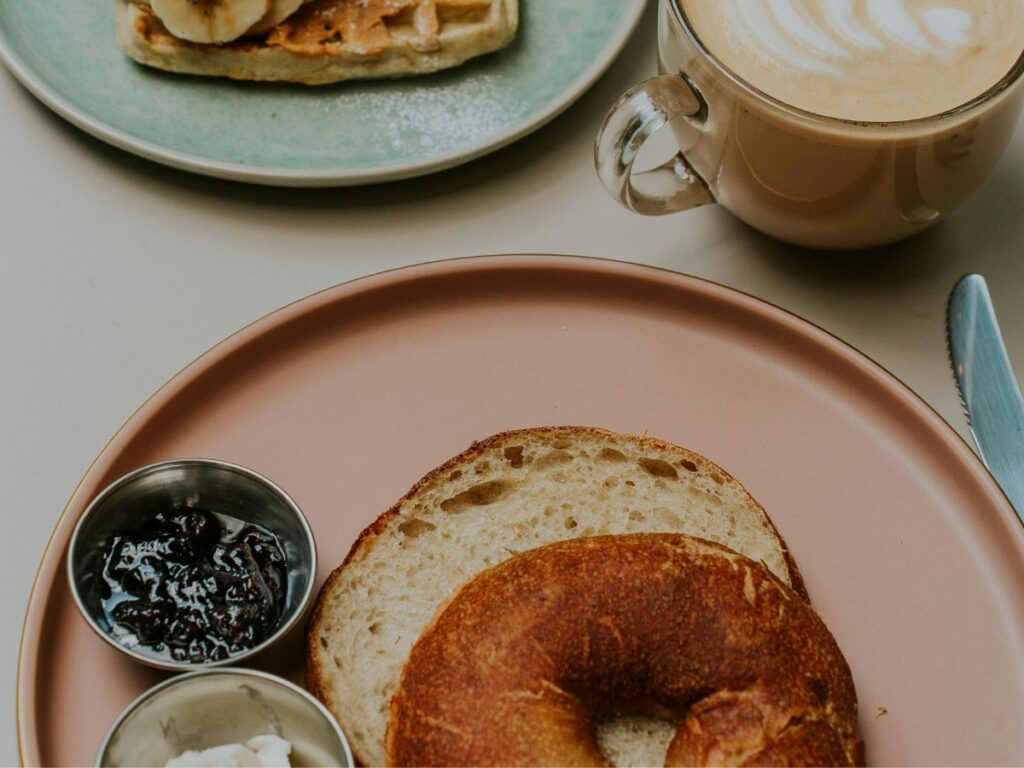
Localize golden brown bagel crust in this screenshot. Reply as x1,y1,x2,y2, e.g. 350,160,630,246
307,426,808,765
386,534,862,767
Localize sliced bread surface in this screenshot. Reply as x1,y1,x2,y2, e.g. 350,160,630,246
307,426,804,766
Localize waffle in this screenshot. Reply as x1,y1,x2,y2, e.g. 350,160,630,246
114,0,519,84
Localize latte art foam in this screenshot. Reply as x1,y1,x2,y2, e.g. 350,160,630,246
738,0,977,75
682,0,1024,121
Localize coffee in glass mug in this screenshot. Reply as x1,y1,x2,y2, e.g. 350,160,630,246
596,0,1024,249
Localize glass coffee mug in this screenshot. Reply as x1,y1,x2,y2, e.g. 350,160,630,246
595,0,1024,250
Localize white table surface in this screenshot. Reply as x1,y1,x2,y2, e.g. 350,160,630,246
4,3,1024,763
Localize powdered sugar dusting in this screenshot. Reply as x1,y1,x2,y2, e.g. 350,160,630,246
361,72,514,154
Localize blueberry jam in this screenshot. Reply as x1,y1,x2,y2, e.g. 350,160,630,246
100,508,288,663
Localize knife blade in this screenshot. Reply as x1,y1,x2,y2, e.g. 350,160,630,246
947,273,1024,525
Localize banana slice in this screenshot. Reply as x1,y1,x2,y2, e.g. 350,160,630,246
248,0,307,35
150,0,271,44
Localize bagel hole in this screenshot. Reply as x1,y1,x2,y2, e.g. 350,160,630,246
679,459,698,472
564,516,578,530
595,715,676,767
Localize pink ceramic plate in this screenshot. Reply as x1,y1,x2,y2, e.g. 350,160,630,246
18,255,1024,766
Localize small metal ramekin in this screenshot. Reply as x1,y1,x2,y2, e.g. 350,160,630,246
67,458,317,671
96,668,353,767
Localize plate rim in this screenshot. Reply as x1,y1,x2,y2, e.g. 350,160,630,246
17,253,1024,764
0,1,646,187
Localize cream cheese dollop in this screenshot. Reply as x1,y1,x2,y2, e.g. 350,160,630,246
165,734,292,768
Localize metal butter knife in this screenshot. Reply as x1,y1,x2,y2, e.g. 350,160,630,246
947,273,1024,525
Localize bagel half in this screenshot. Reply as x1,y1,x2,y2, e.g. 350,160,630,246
388,534,862,767
307,427,806,766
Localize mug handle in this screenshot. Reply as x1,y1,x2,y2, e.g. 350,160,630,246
595,74,714,215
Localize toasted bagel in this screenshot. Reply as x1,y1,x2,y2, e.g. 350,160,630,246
388,534,862,767
307,427,806,766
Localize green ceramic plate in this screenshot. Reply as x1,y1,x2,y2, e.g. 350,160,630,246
0,1,645,186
